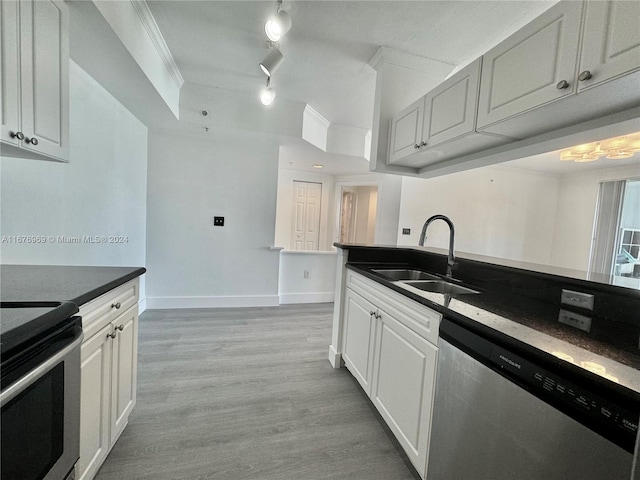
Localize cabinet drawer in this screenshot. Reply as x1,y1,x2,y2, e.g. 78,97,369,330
346,270,441,345
80,279,139,341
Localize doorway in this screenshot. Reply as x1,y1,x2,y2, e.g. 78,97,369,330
590,178,640,288
338,185,378,244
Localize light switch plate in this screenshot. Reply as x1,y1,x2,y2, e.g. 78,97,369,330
214,216,224,226
402,228,411,235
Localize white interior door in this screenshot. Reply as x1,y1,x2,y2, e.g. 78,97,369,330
291,181,321,250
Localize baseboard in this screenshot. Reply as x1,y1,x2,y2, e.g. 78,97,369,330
279,292,335,304
146,295,280,309
138,297,147,315
328,345,342,368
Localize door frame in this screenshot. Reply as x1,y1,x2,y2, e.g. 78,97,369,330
334,180,381,245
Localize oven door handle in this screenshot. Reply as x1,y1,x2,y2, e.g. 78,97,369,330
0,329,83,407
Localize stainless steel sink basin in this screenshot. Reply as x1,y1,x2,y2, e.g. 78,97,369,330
403,280,479,295
372,269,440,281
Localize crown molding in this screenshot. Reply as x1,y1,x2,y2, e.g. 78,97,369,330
369,46,455,73
130,0,184,90
304,105,331,129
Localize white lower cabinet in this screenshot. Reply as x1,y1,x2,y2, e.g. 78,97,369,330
371,310,437,476
343,288,377,394
342,271,440,479
78,279,140,480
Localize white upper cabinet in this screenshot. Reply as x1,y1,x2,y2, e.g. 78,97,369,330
578,0,640,92
388,98,424,164
0,1,20,148
476,1,583,130
0,0,69,162
378,0,640,177
476,0,640,137
422,57,482,147
388,58,513,168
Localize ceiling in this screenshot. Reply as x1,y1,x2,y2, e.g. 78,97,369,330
146,1,556,131
503,149,640,176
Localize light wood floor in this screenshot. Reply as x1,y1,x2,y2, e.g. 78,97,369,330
95,303,420,480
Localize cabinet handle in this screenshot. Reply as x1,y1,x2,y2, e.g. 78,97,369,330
578,70,592,81
374,312,382,319
556,80,569,90
420,141,427,147
369,311,375,316
107,331,117,339
413,144,420,150
111,302,121,309
10,131,25,140
116,324,124,331
25,137,38,146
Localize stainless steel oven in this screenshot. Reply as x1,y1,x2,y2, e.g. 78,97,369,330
1,305,82,480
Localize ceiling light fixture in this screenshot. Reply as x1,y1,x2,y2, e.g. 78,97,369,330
559,132,640,162
265,0,292,43
259,47,284,77
312,164,324,169
260,76,276,106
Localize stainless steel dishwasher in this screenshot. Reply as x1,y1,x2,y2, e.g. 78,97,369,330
426,317,639,480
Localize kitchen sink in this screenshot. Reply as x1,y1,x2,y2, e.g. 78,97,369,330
372,268,440,281
403,280,479,295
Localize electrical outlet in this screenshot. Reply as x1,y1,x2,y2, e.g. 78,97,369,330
561,289,594,311
213,216,224,227
402,228,411,235
304,270,310,279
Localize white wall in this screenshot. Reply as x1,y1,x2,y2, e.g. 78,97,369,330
145,129,281,308
1,61,148,302
397,166,559,265
353,186,377,244
278,251,336,304
274,168,335,251
551,165,640,271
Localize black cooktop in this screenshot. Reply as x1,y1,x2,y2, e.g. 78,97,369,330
0,302,79,357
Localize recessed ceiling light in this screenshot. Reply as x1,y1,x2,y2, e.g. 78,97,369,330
312,164,324,169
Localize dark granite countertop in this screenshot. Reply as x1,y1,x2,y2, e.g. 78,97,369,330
336,244,640,397
0,265,145,356
0,265,146,305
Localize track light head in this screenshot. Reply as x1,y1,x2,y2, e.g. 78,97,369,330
259,48,284,77
265,9,291,42
260,77,276,106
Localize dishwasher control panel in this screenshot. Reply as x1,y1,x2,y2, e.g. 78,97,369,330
490,346,638,452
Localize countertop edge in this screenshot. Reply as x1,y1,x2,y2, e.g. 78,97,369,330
70,267,146,306
346,263,640,403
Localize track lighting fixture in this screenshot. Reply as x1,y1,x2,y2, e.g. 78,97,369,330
260,77,276,106
259,47,284,77
265,0,292,43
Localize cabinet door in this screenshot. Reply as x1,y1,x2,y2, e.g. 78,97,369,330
388,97,424,164
578,1,640,92
79,324,112,480
0,0,21,147
371,309,437,477
422,58,481,147
477,1,583,129
110,306,139,444
342,288,377,394
19,0,69,160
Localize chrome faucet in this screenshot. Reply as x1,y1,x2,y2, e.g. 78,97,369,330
418,214,456,278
